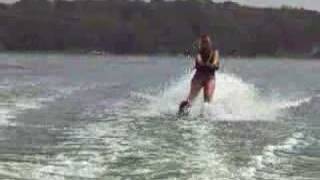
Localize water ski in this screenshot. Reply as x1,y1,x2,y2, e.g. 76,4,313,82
177,101,191,117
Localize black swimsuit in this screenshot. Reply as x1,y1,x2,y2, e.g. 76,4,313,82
195,49,217,76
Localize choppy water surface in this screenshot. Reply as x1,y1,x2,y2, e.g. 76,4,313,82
0,53,319,180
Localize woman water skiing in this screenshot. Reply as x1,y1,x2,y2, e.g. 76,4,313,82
178,34,220,115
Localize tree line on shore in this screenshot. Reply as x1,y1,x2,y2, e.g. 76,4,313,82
0,0,319,57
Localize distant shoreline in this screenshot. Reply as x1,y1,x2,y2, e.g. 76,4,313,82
0,0,319,59
0,50,318,60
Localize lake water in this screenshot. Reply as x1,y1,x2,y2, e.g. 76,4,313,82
0,53,319,180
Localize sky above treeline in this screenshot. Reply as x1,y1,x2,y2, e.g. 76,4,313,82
0,0,319,12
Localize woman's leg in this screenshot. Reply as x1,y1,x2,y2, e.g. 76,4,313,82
179,74,203,112
203,77,215,103
186,75,203,104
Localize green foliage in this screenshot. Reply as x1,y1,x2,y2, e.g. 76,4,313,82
0,0,319,56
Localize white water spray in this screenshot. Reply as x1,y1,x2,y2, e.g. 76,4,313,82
132,71,284,121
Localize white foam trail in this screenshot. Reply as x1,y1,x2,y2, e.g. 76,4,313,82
0,79,95,127
241,132,313,180
0,108,14,126
180,120,239,180
32,152,105,180
32,119,129,180
133,71,281,121
275,96,313,109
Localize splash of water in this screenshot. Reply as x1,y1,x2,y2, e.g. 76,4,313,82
132,71,284,121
